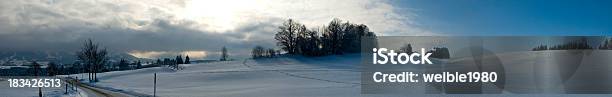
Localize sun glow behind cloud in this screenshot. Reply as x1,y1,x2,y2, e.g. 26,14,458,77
175,0,428,35
2,0,427,36
128,50,208,59
0,0,431,59
182,0,253,32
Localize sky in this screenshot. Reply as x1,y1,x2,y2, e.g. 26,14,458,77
0,0,610,59
394,0,612,36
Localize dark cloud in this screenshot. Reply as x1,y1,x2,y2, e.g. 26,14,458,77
0,0,425,59
0,18,278,59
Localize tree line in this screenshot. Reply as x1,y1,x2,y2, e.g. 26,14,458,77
28,39,190,82
531,37,594,51
268,18,377,57
8,40,238,82
251,46,278,58
154,55,191,70
599,37,612,50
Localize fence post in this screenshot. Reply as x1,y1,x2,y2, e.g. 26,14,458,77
75,77,78,92
65,83,68,94
154,73,157,97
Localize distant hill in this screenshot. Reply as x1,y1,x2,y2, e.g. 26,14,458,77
0,51,151,65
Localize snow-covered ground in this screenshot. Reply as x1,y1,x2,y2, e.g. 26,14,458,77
14,50,610,97
0,77,87,97
80,54,365,97
78,51,612,96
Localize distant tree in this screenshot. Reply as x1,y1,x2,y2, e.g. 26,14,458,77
29,61,43,97
252,46,266,58
168,59,178,69
184,55,191,64
532,45,548,51
163,58,171,65
600,40,607,49
156,59,162,66
297,27,321,56
267,48,276,57
176,55,183,64
136,61,142,69
322,18,344,55
339,23,376,53
220,46,229,61
76,39,107,82
118,59,130,70
400,44,413,53
305,28,322,56
600,38,612,50
547,37,592,50
603,38,612,50
29,61,42,76
57,65,65,75
252,46,279,58
46,62,58,76
296,25,305,54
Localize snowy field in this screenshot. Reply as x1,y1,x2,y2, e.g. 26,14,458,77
6,51,612,97
80,54,366,97
86,50,612,96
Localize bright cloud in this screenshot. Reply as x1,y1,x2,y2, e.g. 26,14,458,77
0,0,432,59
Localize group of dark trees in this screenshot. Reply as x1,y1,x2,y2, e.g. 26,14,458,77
116,59,142,71
251,46,278,58
7,39,201,79
73,39,156,82
11,59,150,77
531,38,594,51
599,38,612,50
35,39,151,81
77,39,108,82
220,46,229,61
274,18,377,56
532,45,549,51
46,62,59,76
28,61,44,76
549,41,593,50
4,61,81,76
155,55,191,70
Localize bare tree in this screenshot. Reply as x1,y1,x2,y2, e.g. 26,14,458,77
30,61,43,97
46,62,58,76
77,39,107,82
220,46,229,61
252,46,266,58
275,19,302,54
322,18,344,54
